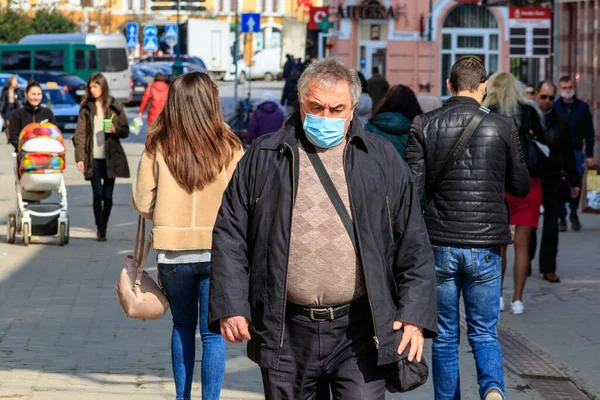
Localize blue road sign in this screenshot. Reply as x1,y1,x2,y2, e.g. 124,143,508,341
126,23,138,39
143,25,158,39
241,13,261,33
143,37,158,52
127,37,137,49
165,24,178,39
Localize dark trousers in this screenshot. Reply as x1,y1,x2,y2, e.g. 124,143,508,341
530,183,562,274
261,297,386,400
91,159,115,231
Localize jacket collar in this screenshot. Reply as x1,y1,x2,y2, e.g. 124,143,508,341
82,96,120,114
24,102,39,113
444,96,480,108
259,110,369,152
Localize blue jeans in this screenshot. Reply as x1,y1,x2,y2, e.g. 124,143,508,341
559,150,585,219
158,262,226,400
431,246,505,400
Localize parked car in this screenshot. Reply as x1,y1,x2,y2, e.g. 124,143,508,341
143,55,207,70
41,83,80,134
237,48,282,83
10,70,86,103
0,73,28,90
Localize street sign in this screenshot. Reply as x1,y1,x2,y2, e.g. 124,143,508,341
241,13,261,33
508,7,551,58
143,37,158,52
165,24,178,39
127,37,137,49
309,7,328,31
143,25,158,39
126,23,138,39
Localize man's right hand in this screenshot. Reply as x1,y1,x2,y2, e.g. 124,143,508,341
220,316,251,344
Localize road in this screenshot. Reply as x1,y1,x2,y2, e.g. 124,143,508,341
0,80,599,399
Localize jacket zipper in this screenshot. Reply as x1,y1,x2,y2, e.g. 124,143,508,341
385,196,393,240
343,138,379,350
280,142,296,348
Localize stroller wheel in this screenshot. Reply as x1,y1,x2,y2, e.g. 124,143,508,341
59,222,68,246
7,214,16,244
23,223,30,247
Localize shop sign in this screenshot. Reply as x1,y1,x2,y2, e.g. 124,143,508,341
337,0,407,21
309,6,329,31
509,7,552,58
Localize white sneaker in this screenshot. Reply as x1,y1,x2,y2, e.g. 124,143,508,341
511,300,524,315
499,297,505,312
484,389,504,400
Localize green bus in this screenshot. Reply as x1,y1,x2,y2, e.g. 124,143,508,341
0,43,100,81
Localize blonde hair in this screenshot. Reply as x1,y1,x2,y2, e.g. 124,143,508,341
483,72,526,118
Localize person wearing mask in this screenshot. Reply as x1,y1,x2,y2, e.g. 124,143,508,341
554,76,596,232
406,58,530,399
416,81,442,113
366,67,389,112
209,58,437,399
9,80,56,152
354,72,372,126
529,81,580,283
523,85,536,101
1,76,24,141
133,72,244,400
245,92,284,146
138,72,169,126
483,72,545,315
282,54,296,80
73,73,130,242
281,67,301,117
365,84,423,158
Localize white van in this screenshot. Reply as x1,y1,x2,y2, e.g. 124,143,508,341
19,34,131,103
238,48,282,83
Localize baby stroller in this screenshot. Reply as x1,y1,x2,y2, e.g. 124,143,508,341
7,123,69,246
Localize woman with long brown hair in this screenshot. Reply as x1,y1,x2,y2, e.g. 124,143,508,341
73,73,130,241
132,72,243,400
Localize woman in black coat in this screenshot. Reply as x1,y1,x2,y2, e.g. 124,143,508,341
1,76,24,141
8,80,56,151
73,73,130,242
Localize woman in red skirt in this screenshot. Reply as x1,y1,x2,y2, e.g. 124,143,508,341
484,72,545,315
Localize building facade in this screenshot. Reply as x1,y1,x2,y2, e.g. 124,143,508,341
557,0,600,160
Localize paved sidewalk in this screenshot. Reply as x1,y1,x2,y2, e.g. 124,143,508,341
0,136,587,399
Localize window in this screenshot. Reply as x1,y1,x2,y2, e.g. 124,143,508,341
34,50,65,71
75,50,86,70
1,51,31,70
98,48,128,72
444,4,499,29
457,36,484,48
442,34,452,50
87,50,98,69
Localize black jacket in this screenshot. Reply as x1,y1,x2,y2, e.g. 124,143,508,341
72,98,130,180
405,97,530,247
281,74,300,107
209,112,438,369
9,102,56,151
0,87,24,117
542,109,580,187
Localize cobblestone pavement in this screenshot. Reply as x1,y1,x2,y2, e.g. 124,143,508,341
1,127,597,399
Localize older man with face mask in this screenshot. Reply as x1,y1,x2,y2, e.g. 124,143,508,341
208,58,437,399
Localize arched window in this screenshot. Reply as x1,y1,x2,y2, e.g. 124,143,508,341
443,4,499,29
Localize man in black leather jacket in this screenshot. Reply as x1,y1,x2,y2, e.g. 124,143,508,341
529,81,580,283
405,57,530,400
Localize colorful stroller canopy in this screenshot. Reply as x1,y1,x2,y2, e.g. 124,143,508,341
18,123,66,175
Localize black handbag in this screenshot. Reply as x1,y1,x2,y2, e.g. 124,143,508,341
299,137,430,393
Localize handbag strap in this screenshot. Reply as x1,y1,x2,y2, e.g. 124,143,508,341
131,216,153,287
299,138,358,253
426,107,488,207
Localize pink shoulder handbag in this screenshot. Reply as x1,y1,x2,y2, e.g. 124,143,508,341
115,216,169,320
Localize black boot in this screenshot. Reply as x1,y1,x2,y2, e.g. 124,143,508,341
97,226,107,242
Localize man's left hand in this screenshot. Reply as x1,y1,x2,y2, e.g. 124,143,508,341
586,157,595,168
572,187,581,199
393,321,424,362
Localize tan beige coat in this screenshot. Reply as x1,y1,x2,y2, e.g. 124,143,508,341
132,147,244,251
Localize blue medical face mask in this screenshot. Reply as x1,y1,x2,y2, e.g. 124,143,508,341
302,107,353,149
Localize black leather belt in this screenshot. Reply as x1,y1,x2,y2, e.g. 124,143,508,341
287,302,352,322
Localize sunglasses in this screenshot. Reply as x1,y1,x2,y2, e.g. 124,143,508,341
540,95,555,101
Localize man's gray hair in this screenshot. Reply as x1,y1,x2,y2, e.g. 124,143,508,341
297,58,362,106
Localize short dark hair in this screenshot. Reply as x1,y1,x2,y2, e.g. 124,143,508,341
419,82,431,90
374,84,423,120
154,72,167,82
559,76,573,84
448,56,487,93
372,66,379,75
26,80,41,93
536,80,556,93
